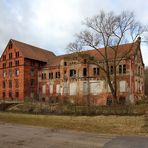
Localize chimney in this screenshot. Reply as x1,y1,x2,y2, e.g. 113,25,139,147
137,36,141,43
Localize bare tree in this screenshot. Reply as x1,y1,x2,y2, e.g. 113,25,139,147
67,11,147,105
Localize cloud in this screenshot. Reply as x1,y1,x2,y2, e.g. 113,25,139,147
0,0,148,65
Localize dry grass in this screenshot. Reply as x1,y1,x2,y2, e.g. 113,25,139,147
0,112,146,136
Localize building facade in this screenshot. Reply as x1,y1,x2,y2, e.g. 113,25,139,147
0,39,145,105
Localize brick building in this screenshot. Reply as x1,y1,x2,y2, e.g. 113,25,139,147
0,39,145,105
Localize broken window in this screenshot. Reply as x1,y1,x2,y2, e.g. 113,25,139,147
15,92,19,98
15,51,19,58
3,71,6,78
9,92,12,98
2,81,5,88
123,64,126,74
3,63,6,68
42,73,46,79
9,53,12,59
83,68,87,76
119,64,126,74
64,62,67,66
110,66,113,75
70,69,76,78
9,69,12,78
56,72,60,78
9,61,12,67
30,69,34,76
119,65,122,74
49,72,53,79
9,80,12,88
30,79,34,87
15,79,19,88
15,69,19,76
93,67,100,75
2,92,5,98
3,55,6,61
15,60,19,66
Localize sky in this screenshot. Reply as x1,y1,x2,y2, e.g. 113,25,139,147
0,0,148,65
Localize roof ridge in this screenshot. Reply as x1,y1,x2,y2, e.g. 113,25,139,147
11,39,54,54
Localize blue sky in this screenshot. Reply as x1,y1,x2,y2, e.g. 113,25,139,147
0,0,148,65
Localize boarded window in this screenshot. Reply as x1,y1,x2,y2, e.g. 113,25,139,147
70,82,77,95
56,84,60,94
63,82,68,94
42,85,46,94
120,81,126,92
83,82,88,95
90,80,103,95
50,85,53,94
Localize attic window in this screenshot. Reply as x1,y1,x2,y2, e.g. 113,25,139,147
9,53,12,59
8,43,12,49
15,51,19,58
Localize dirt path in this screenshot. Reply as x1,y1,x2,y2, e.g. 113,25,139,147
0,122,114,148
1,122,148,148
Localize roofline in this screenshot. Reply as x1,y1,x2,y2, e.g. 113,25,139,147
10,39,56,56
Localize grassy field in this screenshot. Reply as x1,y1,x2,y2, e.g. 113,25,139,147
0,112,147,136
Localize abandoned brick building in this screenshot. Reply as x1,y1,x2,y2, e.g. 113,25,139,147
0,39,144,105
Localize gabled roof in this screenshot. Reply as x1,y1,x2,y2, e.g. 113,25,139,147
11,39,56,62
53,39,143,66
1,38,143,67
86,42,139,61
